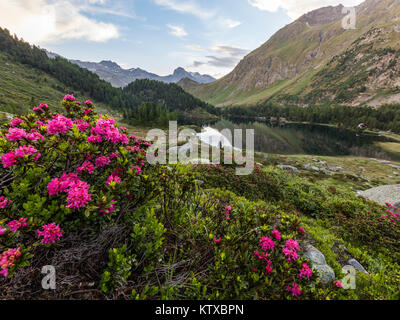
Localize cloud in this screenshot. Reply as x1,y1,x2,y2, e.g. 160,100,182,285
248,0,364,19
223,18,242,29
0,0,120,44
205,56,239,68
211,45,249,57
185,44,204,51
167,24,188,37
154,0,216,20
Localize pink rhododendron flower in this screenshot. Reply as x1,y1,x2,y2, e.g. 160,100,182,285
88,135,102,143
8,218,28,233
14,145,39,158
99,200,116,215
285,239,299,251
47,114,73,135
85,100,93,106
5,128,27,141
265,264,274,275
95,155,111,168
0,247,22,278
298,263,313,279
37,223,64,244
0,196,11,209
259,236,275,251
77,161,94,174
254,250,269,261
83,109,92,115
63,94,75,101
1,152,17,168
282,247,299,263
76,119,90,132
213,237,221,244
10,118,24,127
298,227,306,235
66,180,91,209
334,280,343,288
282,239,300,263
134,165,142,175
106,175,121,186
91,118,129,145
33,104,48,113
286,282,302,298
47,173,80,196
271,229,281,240
27,132,44,141
0,227,6,235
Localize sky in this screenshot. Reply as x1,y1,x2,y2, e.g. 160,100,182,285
0,0,364,78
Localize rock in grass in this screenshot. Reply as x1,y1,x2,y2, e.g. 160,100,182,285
359,184,400,207
278,165,299,173
303,244,335,286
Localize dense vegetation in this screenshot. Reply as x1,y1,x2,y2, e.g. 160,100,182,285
0,95,399,300
0,27,218,123
222,103,400,133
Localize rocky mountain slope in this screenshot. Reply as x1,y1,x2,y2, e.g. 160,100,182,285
182,0,400,107
71,60,215,87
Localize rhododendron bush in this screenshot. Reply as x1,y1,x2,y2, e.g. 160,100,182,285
0,95,155,280
0,95,359,300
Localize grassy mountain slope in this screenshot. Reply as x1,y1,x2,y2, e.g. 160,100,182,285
184,0,400,107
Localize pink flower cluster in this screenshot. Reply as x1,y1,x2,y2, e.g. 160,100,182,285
0,248,22,278
0,196,11,209
271,228,281,240
75,119,90,132
334,280,343,288
47,114,73,135
298,263,313,279
286,281,302,298
99,200,116,215
213,237,221,244
0,227,6,235
282,239,299,264
259,236,275,252
298,227,306,235
8,217,28,232
48,173,91,209
88,117,128,145
382,203,400,225
33,103,48,113
106,174,121,186
27,131,44,141
63,94,75,101
10,118,24,127
37,223,64,244
77,160,94,174
95,155,111,168
1,145,40,168
5,127,27,141
225,205,232,220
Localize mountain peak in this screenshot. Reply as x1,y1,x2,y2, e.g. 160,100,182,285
297,4,344,26
99,60,121,69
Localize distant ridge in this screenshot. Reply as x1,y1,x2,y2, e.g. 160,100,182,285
69,59,216,88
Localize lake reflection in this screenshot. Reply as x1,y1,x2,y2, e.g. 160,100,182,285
207,119,397,160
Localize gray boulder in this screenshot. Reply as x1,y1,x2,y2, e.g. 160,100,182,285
313,264,336,285
278,165,299,173
303,244,335,286
303,245,327,265
359,184,400,207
